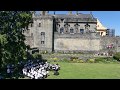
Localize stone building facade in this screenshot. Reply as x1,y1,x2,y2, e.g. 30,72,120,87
23,11,120,53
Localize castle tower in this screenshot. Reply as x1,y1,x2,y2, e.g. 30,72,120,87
32,11,54,53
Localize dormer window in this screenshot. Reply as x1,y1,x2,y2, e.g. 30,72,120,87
85,23,90,30
64,23,70,33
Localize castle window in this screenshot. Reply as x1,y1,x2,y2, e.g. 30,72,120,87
101,32,103,36
41,32,45,35
60,27,64,34
31,33,33,39
41,41,45,44
41,32,45,45
70,28,74,34
39,23,41,27
80,29,84,34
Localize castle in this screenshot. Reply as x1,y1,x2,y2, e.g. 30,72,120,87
23,11,120,54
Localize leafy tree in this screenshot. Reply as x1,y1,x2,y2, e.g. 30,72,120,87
0,11,32,76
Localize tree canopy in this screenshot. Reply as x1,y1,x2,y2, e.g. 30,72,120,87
0,11,32,70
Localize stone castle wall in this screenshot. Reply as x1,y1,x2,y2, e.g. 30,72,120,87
54,33,101,53
24,13,120,53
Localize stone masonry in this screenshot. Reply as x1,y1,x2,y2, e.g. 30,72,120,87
23,11,120,53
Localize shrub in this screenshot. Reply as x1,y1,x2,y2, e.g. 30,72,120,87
72,59,77,63
62,58,69,62
79,60,84,63
113,52,120,61
95,57,119,63
88,59,95,63
70,57,78,61
53,57,59,62
32,53,42,60
27,52,34,60
95,57,105,63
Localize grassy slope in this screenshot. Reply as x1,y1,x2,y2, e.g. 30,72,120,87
47,62,120,79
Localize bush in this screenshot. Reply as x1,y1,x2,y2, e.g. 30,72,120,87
95,57,119,63
113,52,120,61
27,52,34,60
53,57,59,62
70,57,78,61
72,59,77,63
62,58,69,62
32,53,42,60
79,60,84,63
87,59,95,63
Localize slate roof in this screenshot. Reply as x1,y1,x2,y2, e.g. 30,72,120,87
54,13,94,19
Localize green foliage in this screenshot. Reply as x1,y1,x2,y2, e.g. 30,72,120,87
62,58,69,62
79,60,84,63
70,57,78,61
95,57,119,63
113,52,120,61
32,53,42,60
0,11,32,71
53,57,59,62
87,59,95,63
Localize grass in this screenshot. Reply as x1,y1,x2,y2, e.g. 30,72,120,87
47,62,120,79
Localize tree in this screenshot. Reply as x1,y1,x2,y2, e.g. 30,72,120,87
0,11,32,76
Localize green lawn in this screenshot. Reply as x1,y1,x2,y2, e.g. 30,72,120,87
47,62,120,79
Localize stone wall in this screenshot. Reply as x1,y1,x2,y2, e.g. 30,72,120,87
54,38,101,50
100,36,120,53
54,33,101,52
24,14,120,54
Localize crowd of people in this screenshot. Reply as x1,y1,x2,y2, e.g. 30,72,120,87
22,60,60,79
5,59,60,79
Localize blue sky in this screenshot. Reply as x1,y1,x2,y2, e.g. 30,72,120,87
37,11,120,36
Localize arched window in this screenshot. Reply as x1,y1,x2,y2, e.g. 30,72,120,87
60,27,64,34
